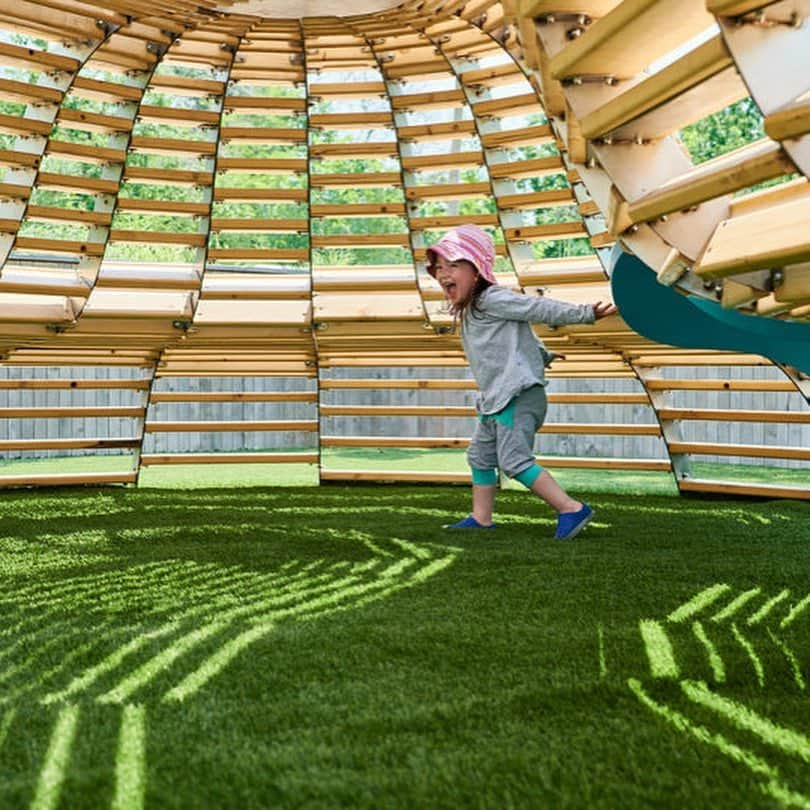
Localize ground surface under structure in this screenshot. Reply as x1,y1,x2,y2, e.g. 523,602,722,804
0,482,808,809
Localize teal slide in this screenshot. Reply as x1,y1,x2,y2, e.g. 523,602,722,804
610,246,810,376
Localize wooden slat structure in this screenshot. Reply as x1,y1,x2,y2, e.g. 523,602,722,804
0,0,805,496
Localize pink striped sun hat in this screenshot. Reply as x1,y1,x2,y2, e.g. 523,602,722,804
426,224,497,285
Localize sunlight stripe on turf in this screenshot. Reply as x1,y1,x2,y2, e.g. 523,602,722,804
711,588,761,623
163,554,441,701
0,561,170,607
3,632,115,706
597,625,607,679
681,680,810,763
748,589,791,626
628,679,810,810
0,627,87,688
667,584,731,624
97,572,366,704
780,594,810,630
639,620,679,679
767,630,806,691
30,704,80,810
324,554,457,620
0,708,15,752
97,619,233,705
11,562,181,612
41,624,180,705
44,566,319,703
732,623,765,687
163,622,275,703
111,704,146,810
692,621,725,683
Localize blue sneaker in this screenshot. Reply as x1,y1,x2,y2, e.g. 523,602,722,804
444,515,497,529
555,503,593,540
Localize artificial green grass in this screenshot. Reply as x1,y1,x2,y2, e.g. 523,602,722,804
0,481,808,809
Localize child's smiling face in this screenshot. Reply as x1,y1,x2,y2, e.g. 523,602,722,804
434,256,478,307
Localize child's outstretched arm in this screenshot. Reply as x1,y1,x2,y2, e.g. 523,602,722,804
482,286,615,327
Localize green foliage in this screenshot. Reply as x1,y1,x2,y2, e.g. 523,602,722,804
680,98,765,164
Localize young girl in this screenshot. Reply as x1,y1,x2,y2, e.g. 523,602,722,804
427,224,617,540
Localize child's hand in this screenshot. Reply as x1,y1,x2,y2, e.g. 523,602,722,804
593,301,617,320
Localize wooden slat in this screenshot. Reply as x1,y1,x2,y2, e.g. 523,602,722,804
25,205,112,226
548,0,715,80
309,143,399,159
0,379,149,390
0,113,52,137
668,441,810,461
320,379,476,390
658,408,810,423
0,77,63,105
764,99,810,142
536,455,671,471
108,230,207,247
472,92,543,118
696,196,810,279
311,234,409,248
140,452,318,465
321,436,470,448
0,41,80,73
679,479,810,500
144,420,319,432
57,108,134,135
0,406,144,418
489,156,564,180
0,472,137,489
503,222,586,240
320,469,470,483
458,62,523,88
129,136,216,157
0,438,140,451
643,379,795,392
311,172,401,188
321,405,473,417
150,391,317,402
310,203,406,218
499,189,575,209
123,167,214,187
628,140,794,224
541,423,660,435
13,237,106,256
309,113,393,129
480,125,554,148
580,34,733,139
71,76,143,102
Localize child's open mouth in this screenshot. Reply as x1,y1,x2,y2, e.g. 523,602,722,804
443,282,457,297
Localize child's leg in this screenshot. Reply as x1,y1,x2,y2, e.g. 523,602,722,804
529,469,581,514
472,480,497,525
499,386,583,514
467,422,498,526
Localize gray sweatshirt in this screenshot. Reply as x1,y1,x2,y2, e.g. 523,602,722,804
461,286,596,415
